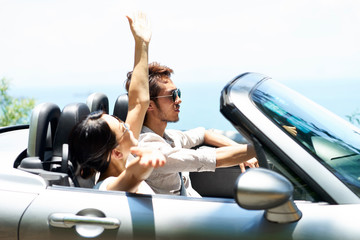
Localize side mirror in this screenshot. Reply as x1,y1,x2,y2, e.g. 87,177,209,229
234,168,302,223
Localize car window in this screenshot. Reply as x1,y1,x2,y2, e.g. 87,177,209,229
251,79,360,198
261,144,322,202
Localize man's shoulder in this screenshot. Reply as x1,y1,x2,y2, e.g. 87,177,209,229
166,127,205,139
139,126,164,143
139,131,162,140
164,128,183,136
140,126,181,139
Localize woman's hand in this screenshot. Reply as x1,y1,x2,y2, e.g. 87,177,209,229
131,147,166,168
130,147,166,181
126,12,152,44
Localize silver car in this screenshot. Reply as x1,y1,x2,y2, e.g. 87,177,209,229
1,72,360,240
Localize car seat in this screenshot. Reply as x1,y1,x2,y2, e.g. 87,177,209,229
26,102,61,161
51,102,90,186
18,102,95,187
86,92,109,114
17,102,72,186
113,94,128,121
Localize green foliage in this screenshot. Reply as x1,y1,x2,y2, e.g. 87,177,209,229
0,78,36,127
346,110,360,126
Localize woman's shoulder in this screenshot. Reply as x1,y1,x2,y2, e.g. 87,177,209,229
93,176,117,191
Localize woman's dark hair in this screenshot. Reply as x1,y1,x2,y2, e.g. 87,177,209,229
69,111,118,179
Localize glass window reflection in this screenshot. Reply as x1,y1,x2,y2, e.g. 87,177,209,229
252,80,360,197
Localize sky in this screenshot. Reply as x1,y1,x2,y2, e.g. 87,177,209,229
1,0,360,129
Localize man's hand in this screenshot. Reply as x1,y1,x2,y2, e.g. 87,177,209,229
283,125,297,137
239,157,259,173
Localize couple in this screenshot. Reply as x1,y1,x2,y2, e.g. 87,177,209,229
69,12,258,196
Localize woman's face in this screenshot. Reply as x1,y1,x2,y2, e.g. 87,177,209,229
101,114,138,158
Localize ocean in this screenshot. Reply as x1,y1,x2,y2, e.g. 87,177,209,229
9,79,360,131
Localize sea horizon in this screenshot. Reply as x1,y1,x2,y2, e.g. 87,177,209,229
9,79,360,131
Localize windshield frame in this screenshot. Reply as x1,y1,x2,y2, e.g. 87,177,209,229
220,72,360,204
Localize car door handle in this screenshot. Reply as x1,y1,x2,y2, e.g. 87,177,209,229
48,213,120,229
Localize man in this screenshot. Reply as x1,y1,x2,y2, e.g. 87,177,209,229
125,62,258,196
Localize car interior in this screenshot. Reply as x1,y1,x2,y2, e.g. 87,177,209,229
13,92,244,199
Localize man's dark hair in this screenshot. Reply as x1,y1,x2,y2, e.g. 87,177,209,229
125,62,174,98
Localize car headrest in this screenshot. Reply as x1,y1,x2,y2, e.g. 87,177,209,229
52,102,90,157
86,92,109,114
27,103,61,161
113,93,128,122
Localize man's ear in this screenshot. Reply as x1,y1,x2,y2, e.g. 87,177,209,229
147,100,156,111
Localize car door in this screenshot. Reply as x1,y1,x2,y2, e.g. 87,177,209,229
20,183,291,240
18,185,261,240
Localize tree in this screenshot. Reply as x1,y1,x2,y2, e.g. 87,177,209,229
0,78,36,127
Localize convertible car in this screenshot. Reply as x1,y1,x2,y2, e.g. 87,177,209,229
1,72,360,240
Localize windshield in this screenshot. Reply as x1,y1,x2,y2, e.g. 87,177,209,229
251,79,360,197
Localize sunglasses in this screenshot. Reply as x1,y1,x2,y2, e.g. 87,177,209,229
152,89,181,102
111,115,129,139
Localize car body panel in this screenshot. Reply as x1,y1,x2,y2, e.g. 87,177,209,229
0,191,38,240
16,186,360,240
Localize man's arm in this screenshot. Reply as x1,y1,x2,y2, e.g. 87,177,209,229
204,129,258,171
140,129,258,174
204,130,238,147
215,144,257,168
125,12,151,139
139,132,217,173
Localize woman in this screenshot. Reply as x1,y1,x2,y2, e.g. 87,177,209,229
69,12,165,194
